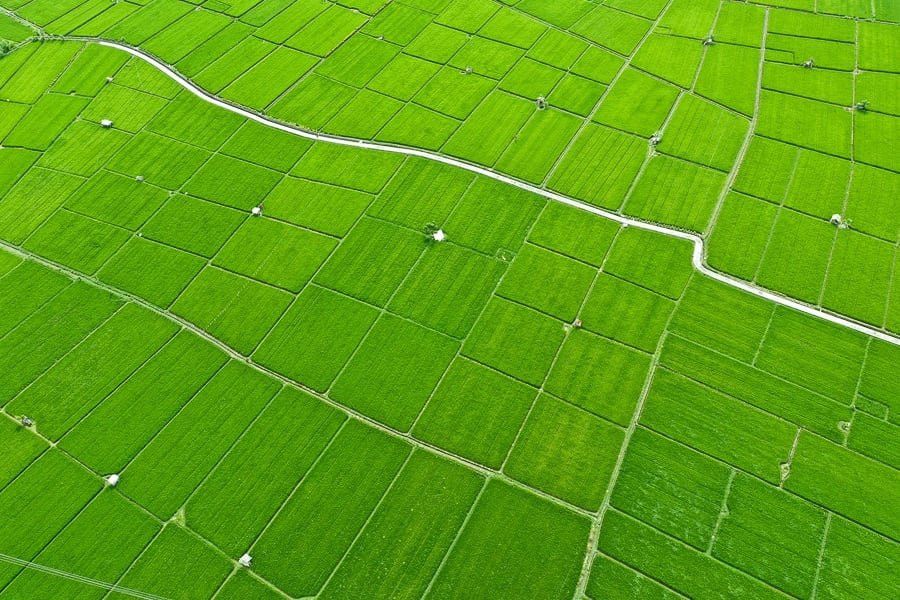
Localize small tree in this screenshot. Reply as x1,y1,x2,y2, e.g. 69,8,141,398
0,39,14,58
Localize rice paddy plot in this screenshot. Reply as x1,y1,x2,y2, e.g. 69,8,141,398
0,16,897,598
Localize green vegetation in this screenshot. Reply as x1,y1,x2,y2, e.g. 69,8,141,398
0,4,897,596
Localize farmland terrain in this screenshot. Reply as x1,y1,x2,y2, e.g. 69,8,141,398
2,0,899,332
0,1,898,599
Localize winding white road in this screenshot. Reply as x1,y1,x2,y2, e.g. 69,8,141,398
24,38,900,347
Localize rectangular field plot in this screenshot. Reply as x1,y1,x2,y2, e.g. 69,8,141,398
266,177,371,236
98,237,206,308
580,274,674,353
657,0,717,38
64,170,168,231
707,193,777,280
119,360,280,519
413,357,536,469
623,155,726,232
222,47,317,109
497,244,595,321
662,336,851,442
755,306,867,403
755,209,835,304
757,91,851,157
106,131,211,189
762,61,853,106
389,242,506,338
405,59,482,108
597,511,784,600
712,474,826,598
442,92,535,166
7,304,177,441
368,158,474,231
659,94,749,172
426,479,589,600
3,94,87,150
171,267,293,355
214,217,336,292
545,329,651,426
816,516,900,600
376,103,460,151
184,154,282,211
783,149,851,219
368,54,441,103
506,394,624,510
640,369,796,483
848,413,900,470
715,2,766,47
632,34,703,89
0,281,121,406
194,36,277,94
220,120,312,173
765,34,855,71
146,91,243,152
331,314,458,431
447,36,524,80
611,428,730,550
60,330,227,474
495,109,582,184
81,84,169,133
174,21,254,77
548,123,646,209
547,74,606,117
23,209,130,275
572,46,624,85
463,298,566,386
0,416,46,491
515,0,592,28
593,68,680,138
36,120,131,178
695,43,761,117
0,260,71,339
859,339,900,422
186,387,345,556
115,524,231,600
142,7,231,64
253,285,379,392
605,227,693,299
252,420,411,597
0,451,100,581
855,109,900,172
527,202,619,266
732,135,798,203
0,168,85,245
443,178,545,256
141,194,246,258
821,230,894,326
325,89,404,140
319,451,483,600
668,277,774,362
571,5,650,55
785,431,900,540
845,164,900,243
291,143,404,194
1,490,159,599
314,218,423,306
587,554,682,600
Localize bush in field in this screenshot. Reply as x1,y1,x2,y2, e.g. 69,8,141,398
0,39,14,57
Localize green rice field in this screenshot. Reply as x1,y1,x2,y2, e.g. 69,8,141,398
0,1,897,598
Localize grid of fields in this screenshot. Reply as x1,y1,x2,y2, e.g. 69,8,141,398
0,37,897,599
2,0,898,337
